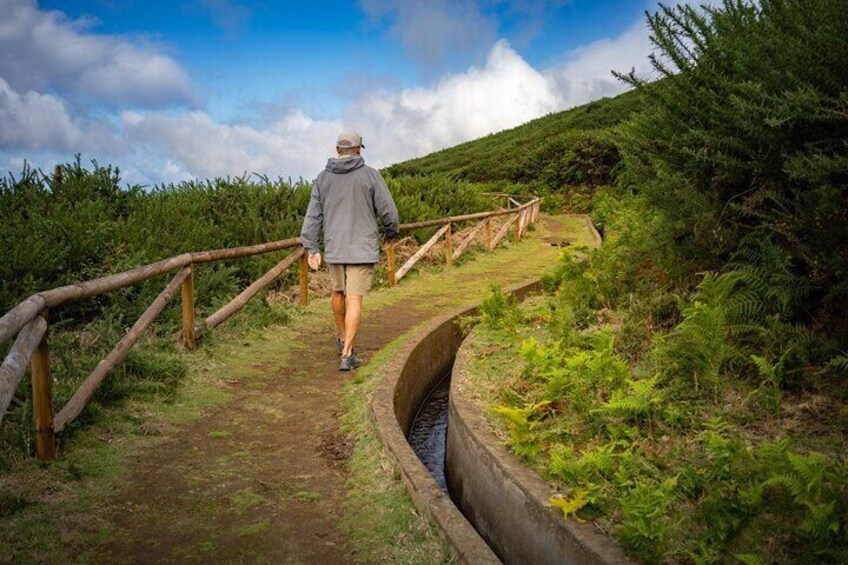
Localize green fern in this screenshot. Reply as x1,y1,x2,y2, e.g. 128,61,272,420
655,271,752,398
734,554,765,565
761,450,844,550
491,402,548,460
750,353,785,414
592,376,664,423
617,477,679,562
479,283,523,331
825,354,848,376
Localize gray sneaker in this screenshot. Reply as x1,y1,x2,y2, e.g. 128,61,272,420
339,353,362,371
335,336,344,355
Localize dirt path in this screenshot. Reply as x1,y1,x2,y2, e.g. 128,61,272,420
92,216,578,564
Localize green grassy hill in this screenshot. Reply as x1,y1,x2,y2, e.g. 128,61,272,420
386,89,641,190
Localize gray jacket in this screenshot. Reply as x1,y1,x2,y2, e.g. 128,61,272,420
300,155,400,264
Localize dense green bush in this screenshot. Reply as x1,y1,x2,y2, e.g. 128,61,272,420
0,159,313,320
618,0,848,342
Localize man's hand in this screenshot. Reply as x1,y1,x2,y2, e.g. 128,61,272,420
307,252,322,271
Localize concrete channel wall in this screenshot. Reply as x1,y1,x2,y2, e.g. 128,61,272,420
371,280,541,565
447,336,633,565
371,276,630,565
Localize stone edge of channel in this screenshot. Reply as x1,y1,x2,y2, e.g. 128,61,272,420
370,279,542,565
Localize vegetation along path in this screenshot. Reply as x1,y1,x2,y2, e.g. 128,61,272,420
3,215,596,564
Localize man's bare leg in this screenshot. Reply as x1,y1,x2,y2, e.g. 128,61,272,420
341,295,363,357
331,291,346,343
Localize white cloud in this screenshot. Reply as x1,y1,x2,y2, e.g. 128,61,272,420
351,40,561,164
121,109,342,180
0,76,82,150
0,0,193,107
0,2,661,184
113,40,561,181
547,21,655,106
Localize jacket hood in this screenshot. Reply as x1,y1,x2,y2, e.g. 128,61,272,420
325,155,365,174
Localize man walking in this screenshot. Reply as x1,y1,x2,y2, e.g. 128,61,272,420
300,131,400,371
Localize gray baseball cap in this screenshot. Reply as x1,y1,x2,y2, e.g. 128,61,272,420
337,131,364,148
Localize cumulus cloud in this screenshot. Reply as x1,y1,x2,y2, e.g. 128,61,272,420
547,21,655,106
0,0,193,107
122,109,342,180
351,40,561,163
0,1,662,184
0,76,82,150
115,41,562,181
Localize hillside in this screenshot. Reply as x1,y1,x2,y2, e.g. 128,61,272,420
386,88,641,188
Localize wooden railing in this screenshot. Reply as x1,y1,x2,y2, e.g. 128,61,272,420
0,196,541,460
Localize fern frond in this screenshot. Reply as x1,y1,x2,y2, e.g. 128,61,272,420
735,554,766,565
549,489,590,519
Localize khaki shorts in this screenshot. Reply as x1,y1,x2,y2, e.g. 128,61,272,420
328,263,374,296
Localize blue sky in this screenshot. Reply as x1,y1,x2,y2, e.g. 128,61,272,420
1,0,670,185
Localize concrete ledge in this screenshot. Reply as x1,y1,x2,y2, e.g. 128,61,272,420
447,331,633,565
371,280,541,565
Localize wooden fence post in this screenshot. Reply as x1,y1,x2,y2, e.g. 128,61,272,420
445,223,453,267
181,265,195,350
386,242,396,287
298,254,309,306
484,218,493,250
514,210,524,244
31,314,55,461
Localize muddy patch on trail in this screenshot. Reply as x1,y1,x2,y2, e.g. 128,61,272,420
319,427,354,468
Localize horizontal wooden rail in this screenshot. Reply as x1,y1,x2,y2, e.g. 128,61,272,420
395,224,451,282
1,194,541,459
392,197,541,283
398,198,537,232
0,238,303,348
480,192,534,198
189,237,300,264
205,248,305,329
54,267,192,433
452,219,488,262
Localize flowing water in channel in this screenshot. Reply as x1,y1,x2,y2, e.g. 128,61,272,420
407,370,452,492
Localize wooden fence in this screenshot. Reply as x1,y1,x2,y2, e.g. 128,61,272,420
0,196,541,460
